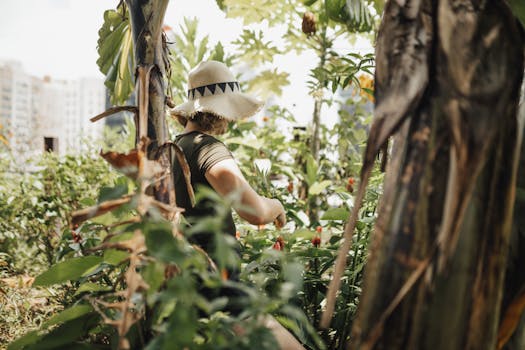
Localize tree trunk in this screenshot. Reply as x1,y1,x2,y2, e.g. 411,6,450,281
349,1,524,350
126,0,174,205
500,85,525,350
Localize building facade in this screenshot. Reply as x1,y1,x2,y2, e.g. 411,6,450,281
0,60,106,157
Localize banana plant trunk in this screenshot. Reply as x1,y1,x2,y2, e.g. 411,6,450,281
349,1,524,350
500,89,525,350
126,0,174,205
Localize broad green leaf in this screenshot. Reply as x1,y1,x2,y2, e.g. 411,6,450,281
97,183,128,203
309,180,332,195
142,262,166,298
293,228,315,239
103,248,129,265
97,7,135,105
33,256,103,286
24,313,100,350
74,282,112,296
509,0,525,28
321,207,350,220
246,69,290,98
144,222,185,264
42,305,93,328
305,154,318,186
7,330,40,350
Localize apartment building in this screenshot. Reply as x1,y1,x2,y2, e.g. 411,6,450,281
0,60,105,157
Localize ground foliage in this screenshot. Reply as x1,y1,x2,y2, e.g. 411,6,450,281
1,86,380,349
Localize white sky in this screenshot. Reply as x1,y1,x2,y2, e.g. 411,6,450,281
0,0,372,126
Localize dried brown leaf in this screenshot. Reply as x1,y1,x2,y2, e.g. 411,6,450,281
497,289,525,350
71,196,132,226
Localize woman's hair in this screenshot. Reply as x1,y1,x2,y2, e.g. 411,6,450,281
176,112,229,135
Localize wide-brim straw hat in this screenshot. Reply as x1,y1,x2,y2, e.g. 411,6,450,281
171,60,264,121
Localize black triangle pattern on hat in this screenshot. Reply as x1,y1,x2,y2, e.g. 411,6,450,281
187,81,239,100
196,86,206,97
207,84,216,94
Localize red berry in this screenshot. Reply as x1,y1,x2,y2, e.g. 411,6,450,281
348,177,355,185
316,226,322,233
272,242,282,251
311,236,321,247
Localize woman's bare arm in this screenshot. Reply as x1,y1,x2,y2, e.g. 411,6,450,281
205,158,286,226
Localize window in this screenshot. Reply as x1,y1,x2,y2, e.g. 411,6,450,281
44,137,59,153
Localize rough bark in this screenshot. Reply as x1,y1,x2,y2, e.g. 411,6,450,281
349,1,524,350
500,85,525,350
126,0,174,205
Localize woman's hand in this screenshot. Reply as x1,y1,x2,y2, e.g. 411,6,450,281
273,199,287,228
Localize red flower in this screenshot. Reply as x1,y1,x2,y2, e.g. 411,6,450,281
221,268,229,281
273,236,285,251
311,236,321,247
346,180,354,193
72,232,82,243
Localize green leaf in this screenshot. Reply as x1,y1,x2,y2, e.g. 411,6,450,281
309,180,331,195
303,0,318,5
209,41,226,62
305,154,318,186
141,262,166,298
33,256,103,286
293,228,315,239
103,248,129,265
98,184,128,203
74,282,112,296
7,331,40,350
97,7,135,105
325,0,373,32
222,0,294,26
25,313,100,350
321,207,350,220
233,30,282,67
42,305,93,328
246,69,290,98
144,222,185,264
373,0,385,15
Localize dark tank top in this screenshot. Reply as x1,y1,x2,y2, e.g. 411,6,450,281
172,131,236,252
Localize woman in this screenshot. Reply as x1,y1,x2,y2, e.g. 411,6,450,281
171,61,303,349
171,60,286,264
